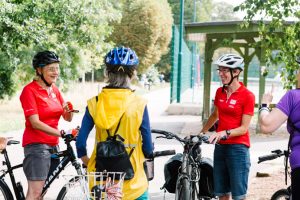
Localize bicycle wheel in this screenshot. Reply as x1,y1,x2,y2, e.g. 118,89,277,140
271,189,290,200
0,180,14,200
175,176,191,200
56,176,89,200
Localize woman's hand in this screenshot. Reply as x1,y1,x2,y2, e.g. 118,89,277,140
261,92,273,105
208,131,227,144
81,156,90,166
0,137,8,150
62,101,74,122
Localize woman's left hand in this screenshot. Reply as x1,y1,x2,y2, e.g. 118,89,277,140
261,92,273,105
63,101,74,113
208,131,227,144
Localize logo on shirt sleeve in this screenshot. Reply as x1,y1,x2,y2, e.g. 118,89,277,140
25,108,34,113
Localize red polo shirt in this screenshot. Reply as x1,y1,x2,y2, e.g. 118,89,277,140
214,82,255,147
20,81,64,147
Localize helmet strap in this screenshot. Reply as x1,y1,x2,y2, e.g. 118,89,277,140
222,69,239,92
40,74,52,87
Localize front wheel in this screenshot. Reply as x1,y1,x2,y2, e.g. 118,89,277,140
271,189,290,200
0,179,14,200
175,176,191,200
56,176,89,200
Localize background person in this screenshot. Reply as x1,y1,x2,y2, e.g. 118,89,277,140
76,47,154,200
259,58,300,199
200,54,255,200
20,50,73,200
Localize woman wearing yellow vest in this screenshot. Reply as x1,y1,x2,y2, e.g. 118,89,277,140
76,47,154,200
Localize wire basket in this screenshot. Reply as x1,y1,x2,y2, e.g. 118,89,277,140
62,171,126,200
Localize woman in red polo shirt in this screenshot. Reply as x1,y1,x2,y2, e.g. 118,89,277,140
20,50,73,200
201,54,255,200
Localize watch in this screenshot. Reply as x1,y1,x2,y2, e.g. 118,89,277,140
225,129,231,137
259,103,267,110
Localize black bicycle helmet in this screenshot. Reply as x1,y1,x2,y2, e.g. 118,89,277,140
32,50,60,69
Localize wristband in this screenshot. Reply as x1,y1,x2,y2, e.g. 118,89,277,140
259,103,267,110
259,107,271,114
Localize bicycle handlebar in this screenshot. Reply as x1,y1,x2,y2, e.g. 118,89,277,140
153,150,176,158
258,149,285,164
151,128,209,145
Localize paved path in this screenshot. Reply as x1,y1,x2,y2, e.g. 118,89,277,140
1,85,288,199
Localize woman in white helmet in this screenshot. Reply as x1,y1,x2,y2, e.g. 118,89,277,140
200,54,255,200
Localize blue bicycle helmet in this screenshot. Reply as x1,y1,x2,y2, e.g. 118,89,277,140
32,50,60,69
105,47,139,67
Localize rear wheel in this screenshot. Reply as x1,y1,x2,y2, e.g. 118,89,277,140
0,180,14,200
271,189,290,200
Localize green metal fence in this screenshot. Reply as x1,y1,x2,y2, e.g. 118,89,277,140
170,25,195,103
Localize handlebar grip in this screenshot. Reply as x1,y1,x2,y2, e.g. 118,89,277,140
7,140,20,145
151,129,167,135
258,153,281,163
153,150,176,158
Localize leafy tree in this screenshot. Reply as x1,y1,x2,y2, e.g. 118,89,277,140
157,0,240,79
0,0,119,99
211,2,240,21
235,0,300,89
108,0,173,73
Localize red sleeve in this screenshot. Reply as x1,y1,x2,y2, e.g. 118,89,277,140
20,86,38,117
243,92,255,116
214,87,222,107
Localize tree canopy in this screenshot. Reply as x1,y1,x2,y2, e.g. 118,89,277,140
235,0,300,89
0,0,119,99
108,0,173,73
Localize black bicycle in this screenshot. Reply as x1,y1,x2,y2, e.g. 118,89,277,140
258,149,291,200
151,129,214,200
0,130,85,200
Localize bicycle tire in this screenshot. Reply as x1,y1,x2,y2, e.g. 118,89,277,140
56,176,88,200
0,179,14,200
271,189,290,200
175,176,191,200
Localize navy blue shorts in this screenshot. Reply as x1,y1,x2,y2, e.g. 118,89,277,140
213,144,250,200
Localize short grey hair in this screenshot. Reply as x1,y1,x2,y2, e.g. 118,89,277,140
106,71,131,88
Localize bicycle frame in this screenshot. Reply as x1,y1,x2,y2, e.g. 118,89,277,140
0,147,24,200
0,134,83,200
258,149,292,200
152,129,214,200
42,138,83,195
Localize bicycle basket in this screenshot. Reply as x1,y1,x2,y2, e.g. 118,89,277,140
163,153,183,193
63,171,126,200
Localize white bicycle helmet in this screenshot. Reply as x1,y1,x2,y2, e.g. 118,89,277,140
213,54,244,71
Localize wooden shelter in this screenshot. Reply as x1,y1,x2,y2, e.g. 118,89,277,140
185,20,271,121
